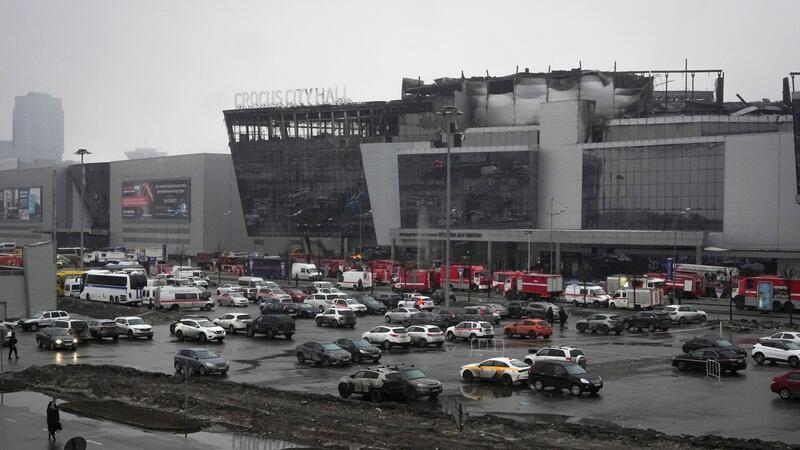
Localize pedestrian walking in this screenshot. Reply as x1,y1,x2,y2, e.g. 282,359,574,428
357,278,364,291
7,330,18,359
46,400,61,441
545,307,555,325
558,308,568,329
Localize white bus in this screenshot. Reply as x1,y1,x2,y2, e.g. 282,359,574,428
80,270,149,305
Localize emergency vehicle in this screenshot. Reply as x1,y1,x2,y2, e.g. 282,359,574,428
513,272,563,301
733,275,800,312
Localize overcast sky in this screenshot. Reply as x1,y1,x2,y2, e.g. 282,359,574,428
1,0,798,162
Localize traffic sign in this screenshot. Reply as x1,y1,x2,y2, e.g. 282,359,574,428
715,287,723,299
457,267,464,276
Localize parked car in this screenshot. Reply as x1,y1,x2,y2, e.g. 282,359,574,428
503,319,553,339
316,308,357,328
215,284,242,296
405,325,445,347
362,326,411,350
49,319,91,343
114,316,154,340
397,297,435,311
459,306,501,324
576,314,624,335
375,292,403,308
174,318,226,343
395,365,443,400
430,289,455,304
283,287,308,303
445,321,494,342
350,294,387,314
304,293,338,311
36,327,78,350
484,303,509,319
751,340,800,368
401,311,453,328
331,298,368,315
460,357,530,386
622,311,672,332
663,305,707,325
384,307,420,324
213,313,253,334
770,370,800,400
528,360,603,396
672,348,747,374
169,315,211,335
759,331,800,345
334,338,382,363
527,302,564,320
255,287,292,303
682,336,746,357
18,310,70,331
260,299,300,317
294,302,317,319
174,348,229,376
506,301,537,319
295,341,352,366
523,346,586,368
246,314,295,339
337,367,406,402
217,291,249,307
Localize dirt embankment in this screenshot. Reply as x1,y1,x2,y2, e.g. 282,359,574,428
57,297,186,324
8,364,798,450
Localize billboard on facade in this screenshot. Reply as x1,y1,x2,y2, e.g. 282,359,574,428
0,187,42,221
121,179,190,222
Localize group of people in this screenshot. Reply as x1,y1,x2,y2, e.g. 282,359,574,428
545,306,568,328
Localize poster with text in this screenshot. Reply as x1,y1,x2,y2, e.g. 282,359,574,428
122,179,190,222
0,187,41,221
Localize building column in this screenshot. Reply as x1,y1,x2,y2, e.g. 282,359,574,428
487,240,493,272
695,245,702,264
390,239,396,261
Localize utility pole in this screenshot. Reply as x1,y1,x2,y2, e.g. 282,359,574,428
672,208,691,305
546,197,567,274
437,106,462,309
74,149,91,269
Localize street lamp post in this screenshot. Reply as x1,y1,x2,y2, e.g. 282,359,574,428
525,230,535,270
546,197,567,274
74,149,91,269
672,207,691,305
359,208,373,257
216,210,232,285
437,105,462,309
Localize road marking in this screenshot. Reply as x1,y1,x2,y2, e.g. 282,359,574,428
86,439,103,446
3,418,16,423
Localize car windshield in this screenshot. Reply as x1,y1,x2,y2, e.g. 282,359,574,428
570,350,585,357
403,369,428,380
509,359,528,368
565,365,587,375
714,339,734,347
353,339,372,348
127,318,145,325
478,322,492,328
31,311,44,318
718,350,741,358
100,321,116,326
52,329,71,336
321,343,341,351
195,350,219,359
608,315,621,320
385,373,403,380
197,320,214,327
785,342,800,350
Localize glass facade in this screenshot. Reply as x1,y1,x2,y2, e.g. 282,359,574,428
581,142,724,231
398,150,537,229
230,137,371,238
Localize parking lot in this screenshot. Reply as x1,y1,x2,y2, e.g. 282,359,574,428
5,290,800,446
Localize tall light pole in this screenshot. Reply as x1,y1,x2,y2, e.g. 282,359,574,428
216,210,232,285
359,208,373,257
74,149,91,269
525,230,535,270
547,197,567,274
437,105,462,309
672,207,691,305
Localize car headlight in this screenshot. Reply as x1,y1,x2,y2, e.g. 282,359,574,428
205,362,215,367
73,339,78,343
55,339,63,344
580,378,590,384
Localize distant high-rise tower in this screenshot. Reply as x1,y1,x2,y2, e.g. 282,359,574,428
12,92,64,162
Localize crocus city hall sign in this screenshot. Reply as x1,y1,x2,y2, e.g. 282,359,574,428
234,86,351,109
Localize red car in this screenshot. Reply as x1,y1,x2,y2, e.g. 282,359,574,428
503,319,553,339
771,370,800,400
283,288,308,303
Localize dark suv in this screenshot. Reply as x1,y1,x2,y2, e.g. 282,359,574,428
296,341,352,366
375,293,403,308
528,360,603,396
337,367,406,402
395,366,443,400
246,314,295,339
259,300,300,318
623,311,672,332
682,335,746,357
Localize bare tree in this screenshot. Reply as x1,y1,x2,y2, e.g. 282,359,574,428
779,265,796,325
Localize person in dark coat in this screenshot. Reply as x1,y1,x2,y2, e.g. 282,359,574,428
558,308,568,328
545,307,555,325
47,400,61,440
357,278,364,291
7,330,18,359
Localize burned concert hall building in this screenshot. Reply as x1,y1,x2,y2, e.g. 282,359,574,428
223,68,800,274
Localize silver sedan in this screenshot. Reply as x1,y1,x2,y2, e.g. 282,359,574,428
384,307,420,323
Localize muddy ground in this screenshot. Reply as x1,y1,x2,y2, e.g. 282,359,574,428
58,297,186,324
7,364,797,450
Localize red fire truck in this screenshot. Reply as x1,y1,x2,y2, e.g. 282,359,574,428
368,259,401,285
492,270,522,294
393,269,435,293
512,272,563,301
733,275,800,312
436,264,486,291
675,263,738,297
646,271,705,299
0,253,23,267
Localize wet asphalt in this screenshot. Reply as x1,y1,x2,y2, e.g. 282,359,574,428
2,288,799,446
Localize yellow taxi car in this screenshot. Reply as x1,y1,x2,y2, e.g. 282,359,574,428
460,357,530,386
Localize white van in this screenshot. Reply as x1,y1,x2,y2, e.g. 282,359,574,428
608,288,663,310
292,263,321,281
65,277,83,298
237,276,266,300
564,284,611,307
337,270,373,290
155,286,211,311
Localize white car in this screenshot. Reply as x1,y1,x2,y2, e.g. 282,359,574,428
187,276,208,288
662,305,707,325
305,293,337,311
403,292,426,301
216,284,242,296
114,316,154,339
217,292,249,307
315,287,347,299
213,313,253,334
331,298,367,315
362,326,411,350
406,325,445,347
522,346,586,368
751,340,800,368
384,307,420,323
397,297,435,311
459,357,530,386
445,321,494,341
759,331,800,345
174,318,226,343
